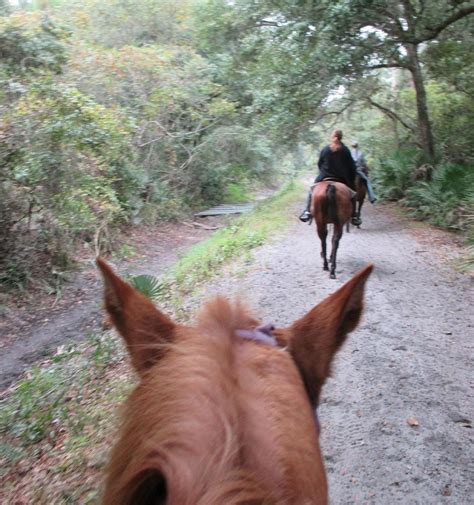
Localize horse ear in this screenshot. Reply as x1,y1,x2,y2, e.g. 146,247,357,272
276,265,373,406
96,258,176,376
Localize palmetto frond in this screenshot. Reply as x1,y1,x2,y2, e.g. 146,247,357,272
129,274,165,301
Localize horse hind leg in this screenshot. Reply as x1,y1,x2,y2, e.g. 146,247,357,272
357,198,365,228
329,225,343,279
317,224,329,271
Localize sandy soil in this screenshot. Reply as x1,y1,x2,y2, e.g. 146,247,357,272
1,197,473,504
0,220,222,390
178,202,473,504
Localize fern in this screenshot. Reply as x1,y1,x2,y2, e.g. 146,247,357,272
129,274,166,301
462,193,474,245
458,245,474,271
373,149,417,200
457,191,474,271
405,163,474,229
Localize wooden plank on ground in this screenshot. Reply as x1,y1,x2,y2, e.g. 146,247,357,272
195,203,255,217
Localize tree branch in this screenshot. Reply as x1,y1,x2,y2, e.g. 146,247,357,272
257,19,282,27
400,0,416,31
375,7,406,37
418,0,426,17
138,120,218,148
418,5,474,43
366,97,417,135
314,100,354,123
366,62,410,71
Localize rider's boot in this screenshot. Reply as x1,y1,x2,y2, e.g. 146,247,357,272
299,191,313,223
351,197,361,226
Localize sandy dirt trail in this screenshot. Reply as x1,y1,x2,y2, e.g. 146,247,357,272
0,223,216,389
180,202,473,504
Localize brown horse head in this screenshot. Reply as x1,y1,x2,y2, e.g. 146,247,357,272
97,258,373,505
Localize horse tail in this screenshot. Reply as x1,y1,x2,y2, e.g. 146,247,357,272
326,183,339,225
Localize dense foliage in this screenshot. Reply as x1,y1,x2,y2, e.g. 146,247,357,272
1,0,473,289
0,3,295,289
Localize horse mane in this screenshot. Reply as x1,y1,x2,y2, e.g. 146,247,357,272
196,296,260,337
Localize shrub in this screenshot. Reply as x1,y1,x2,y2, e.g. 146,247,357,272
372,148,418,200
404,163,474,230
0,80,138,288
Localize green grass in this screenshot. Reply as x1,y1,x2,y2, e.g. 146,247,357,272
224,182,251,203
0,332,131,502
114,243,137,260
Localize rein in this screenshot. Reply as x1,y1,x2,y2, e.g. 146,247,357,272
235,323,279,347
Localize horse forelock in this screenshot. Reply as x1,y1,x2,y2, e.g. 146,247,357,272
196,296,261,336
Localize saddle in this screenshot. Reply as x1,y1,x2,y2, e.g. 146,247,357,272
320,177,347,184
314,178,356,198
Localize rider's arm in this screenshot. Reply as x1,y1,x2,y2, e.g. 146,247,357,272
317,147,326,170
315,147,327,182
346,147,357,189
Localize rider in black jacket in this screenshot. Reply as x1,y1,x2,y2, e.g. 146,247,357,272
299,129,360,225
315,143,357,190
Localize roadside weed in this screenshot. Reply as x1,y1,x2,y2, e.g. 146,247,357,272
0,333,124,448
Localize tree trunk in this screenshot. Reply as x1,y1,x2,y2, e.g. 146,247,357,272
391,69,402,149
405,43,435,162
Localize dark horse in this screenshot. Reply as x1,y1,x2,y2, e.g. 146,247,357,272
346,171,367,232
311,180,353,279
354,168,368,229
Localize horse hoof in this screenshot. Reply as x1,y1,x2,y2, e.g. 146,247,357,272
323,266,329,271
330,273,336,279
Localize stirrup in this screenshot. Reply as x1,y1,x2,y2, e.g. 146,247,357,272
299,211,312,223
